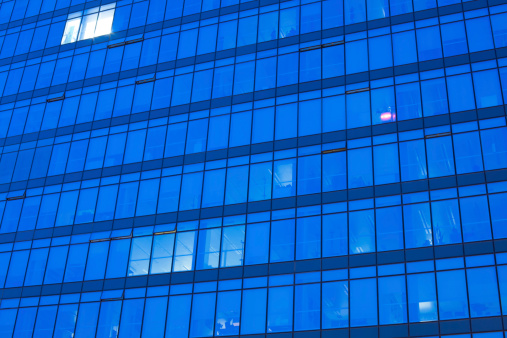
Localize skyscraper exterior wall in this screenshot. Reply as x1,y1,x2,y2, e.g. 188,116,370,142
1,0,507,336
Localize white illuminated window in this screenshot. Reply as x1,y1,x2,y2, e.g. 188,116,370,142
61,3,115,45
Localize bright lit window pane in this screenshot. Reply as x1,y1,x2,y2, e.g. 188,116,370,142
61,18,81,44
62,6,115,45
95,10,115,37
78,14,98,41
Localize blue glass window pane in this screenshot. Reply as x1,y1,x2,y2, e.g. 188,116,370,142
258,12,278,43
497,265,507,314
280,7,299,38
268,286,293,332
196,228,221,270
391,0,412,15
221,226,245,267
207,115,230,151
426,136,455,178
255,57,276,90
212,66,234,98
447,73,476,113
0,252,10,288
323,152,346,192
5,250,29,287
158,176,181,213
275,103,297,140
431,199,462,245
371,86,396,125
128,236,153,276
407,273,438,322
33,306,57,338
467,267,500,318
300,49,321,82
421,78,449,117
136,179,159,216
344,0,365,25
215,291,241,336
181,172,204,211
75,303,100,337
416,26,442,61
345,40,367,74
115,182,139,219
348,147,373,188
481,128,507,170
441,21,468,57
252,107,274,144
202,169,226,208
301,3,321,33
347,91,370,129
142,297,168,338
197,25,217,55
95,185,118,221
466,17,494,52
393,31,417,65
190,293,216,337
64,243,88,283
376,206,404,251
245,222,270,265
369,35,392,70
437,270,469,320
489,193,507,239
105,239,130,278
217,20,237,51
119,299,144,338
85,242,108,280
166,295,191,337
270,219,295,262
186,119,208,155
453,132,484,174
349,209,375,254
322,281,349,328
24,248,49,286
54,304,78,338
96,301,121,338
229,111,251,147
373,143,400,184
248,162,272,202
295,283,320,331
400,139,427,181
13,307,37,337
192,70,213,102
323,213,347,257
396,82,422,120
173,231,197,272
366,0,389,19
234,61,255,94
492,13,507,48
473,70,503,109
241,289,267,334
297,155,321,195
323,46,345,79
404,203,433,248
225,166,248,205
273,158,296,198
379,275,407,324
296,216,321,260
350,278,377,326
150,234,175,274
460,196,492,242
0,309,16,337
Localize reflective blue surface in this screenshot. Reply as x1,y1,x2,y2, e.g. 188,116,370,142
0,0,507,336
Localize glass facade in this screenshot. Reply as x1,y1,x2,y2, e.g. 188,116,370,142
1,0,507,336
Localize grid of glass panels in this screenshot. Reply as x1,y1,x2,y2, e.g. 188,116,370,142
0,0,506,337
